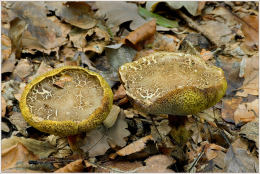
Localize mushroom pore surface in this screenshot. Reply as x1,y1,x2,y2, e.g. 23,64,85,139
119,52,227,114
26,69,103,122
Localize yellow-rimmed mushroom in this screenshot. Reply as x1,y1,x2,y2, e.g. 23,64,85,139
119,52,227,116
20,66,113,136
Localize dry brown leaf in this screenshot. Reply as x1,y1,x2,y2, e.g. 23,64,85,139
222,97,243,123
14,82,26,102
2,122,10,132
234,100,257,124
224,146,259,172
200,49,214,61
10,2,70,51
2,136,57,159
95,161,143,172
241,15,259,49
55,159,84,173
9,112,29,135
124,19,156,50
2,142,38,172
95,1,147,33
152,33,179,52
1,34,12,61
113,84,126,101
107,110,130,146
1,96,7,117
237,55,259,97
135,154,175,172
205,143,227,161
47,2,97,29
240,119,259,148
80,126,110,157
13,59,33,80
80,110,130,157
1,52,17,74
116,135,154,156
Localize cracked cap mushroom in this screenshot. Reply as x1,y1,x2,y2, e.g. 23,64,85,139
20,66,113,136
119,52,227,116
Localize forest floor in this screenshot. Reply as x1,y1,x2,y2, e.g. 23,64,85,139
1,1,259,172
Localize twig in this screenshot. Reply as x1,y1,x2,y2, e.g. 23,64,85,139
188,145,205,172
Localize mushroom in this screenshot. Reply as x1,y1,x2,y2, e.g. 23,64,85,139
118,52,227,116
20,66,113,137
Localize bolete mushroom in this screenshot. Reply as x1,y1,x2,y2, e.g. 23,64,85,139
20,66,113,136
118,52,227,116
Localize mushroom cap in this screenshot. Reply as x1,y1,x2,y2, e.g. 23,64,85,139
20,66,113,136
119,52,227,116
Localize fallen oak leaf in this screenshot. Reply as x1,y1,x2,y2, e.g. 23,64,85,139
116,135,154,156
1,34,12,61
1,142,38,172
2,135,57,159
123,19,156,51
80,110,130,157
1,96,7,117
135,154,175,172
55,159,84,173
240,119,259,148
95,1,147,33
234,101,257,125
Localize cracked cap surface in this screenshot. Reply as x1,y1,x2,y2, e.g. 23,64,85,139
119,52,227,115
20,66,113,136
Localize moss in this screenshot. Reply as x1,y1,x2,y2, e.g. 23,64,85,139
20,66,113,136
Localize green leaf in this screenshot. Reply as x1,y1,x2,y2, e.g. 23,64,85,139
138,6,178,28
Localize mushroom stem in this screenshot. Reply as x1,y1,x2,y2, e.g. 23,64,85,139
168,115,188,128
67,134,85,155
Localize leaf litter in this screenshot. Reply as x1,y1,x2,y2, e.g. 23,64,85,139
1,1,259,172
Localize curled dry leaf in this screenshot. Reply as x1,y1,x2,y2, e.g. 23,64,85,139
13,59,33,80
14,82,26,102
2,96,7,117
95,1,147,33
124,19,156,50
47,2,97,29
9,112,29,136
147,1,205,16
236,55,259,97
204,143,226,161
55,159,84,173
233,100,258,124
95,161,143,173
1,52,17,74
221,97,243,123
116,135,154,156
2,122,10,132
224,146,259,172
80,110,130,157
136,154,175,172
241,14,259,49
1,142,38,172
152,33,179,52
2,136,57,159
240,119,259,148
10,2,70,50
31,61,53,78
113,84,126,101
1,34,12,61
